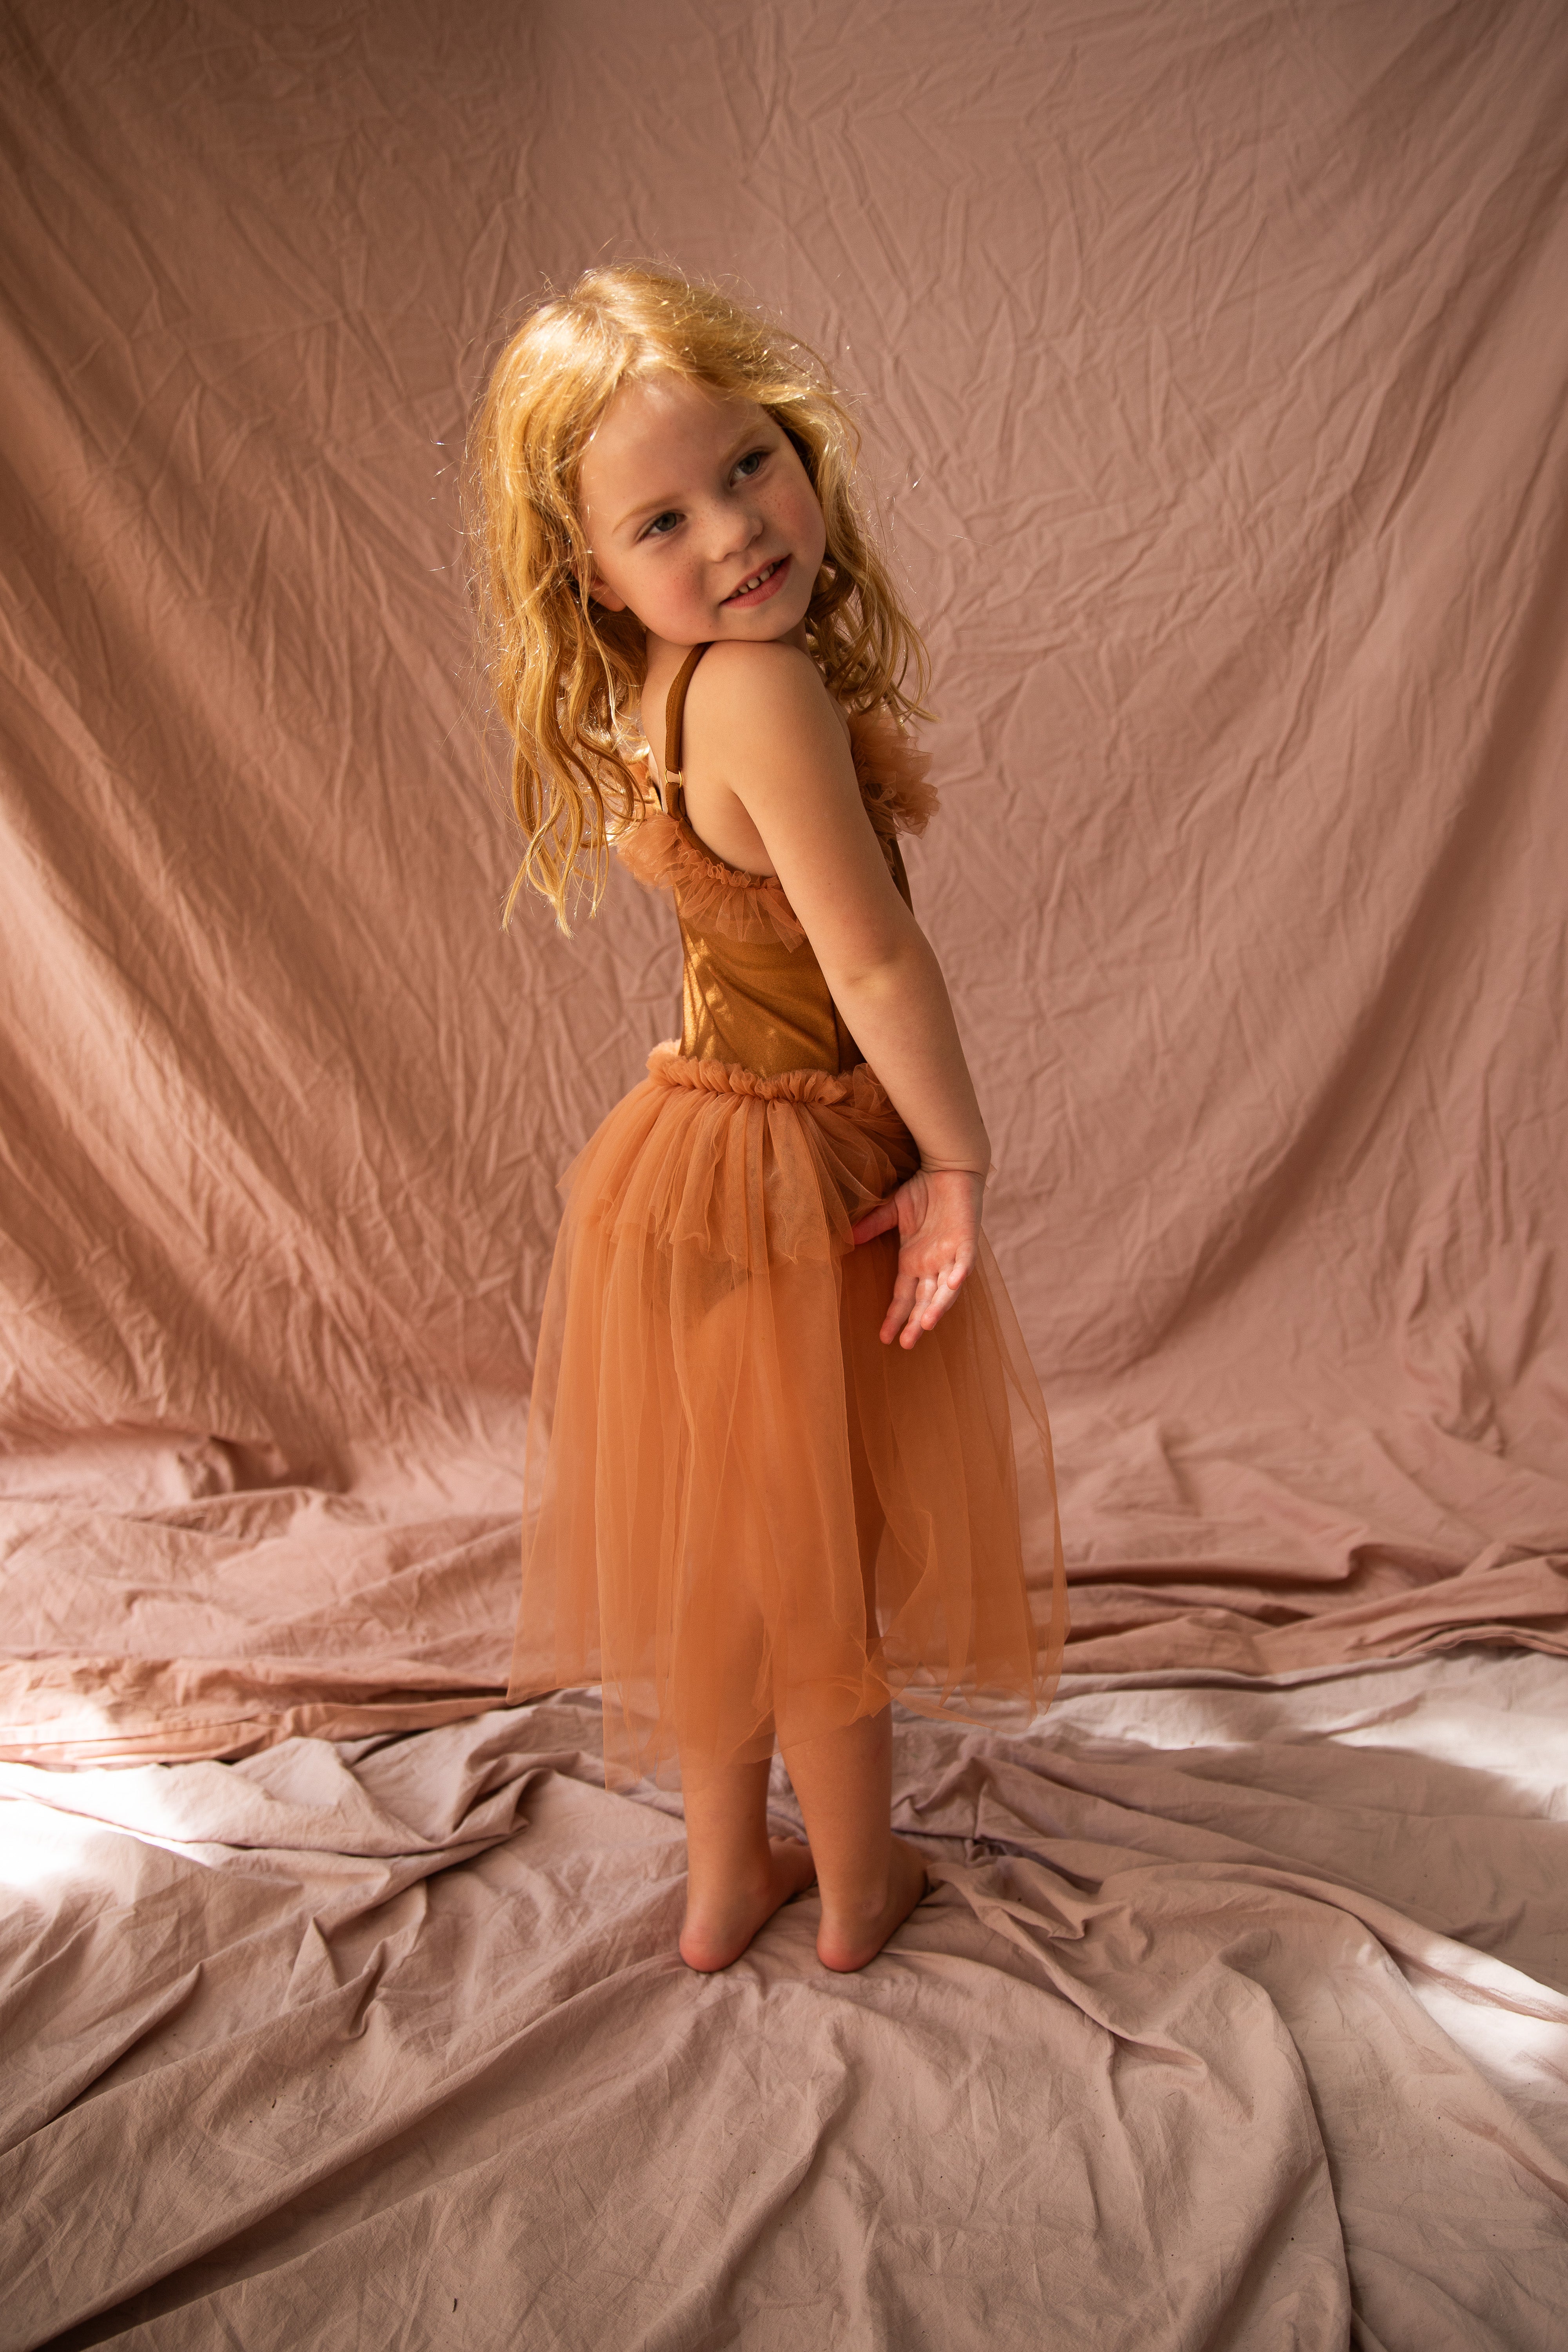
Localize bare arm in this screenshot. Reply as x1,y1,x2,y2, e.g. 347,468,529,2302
681,643,991,1347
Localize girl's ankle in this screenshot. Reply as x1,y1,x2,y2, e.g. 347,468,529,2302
686,1847,784,1912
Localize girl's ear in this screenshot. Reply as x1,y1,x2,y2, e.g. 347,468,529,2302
577,555,626,613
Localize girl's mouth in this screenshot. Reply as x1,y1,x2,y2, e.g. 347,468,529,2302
723,555,790,607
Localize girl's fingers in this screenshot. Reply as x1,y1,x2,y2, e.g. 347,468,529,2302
878,1262,918,1345
850,1198,900,1247
898,1269,948,1349
890,1253,973,1348
880,1287,913,1346
898,1279,931,1348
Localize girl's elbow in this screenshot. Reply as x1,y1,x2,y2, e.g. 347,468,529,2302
826,931,934,1000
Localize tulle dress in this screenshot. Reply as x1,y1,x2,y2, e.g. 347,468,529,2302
508,644,1066,1786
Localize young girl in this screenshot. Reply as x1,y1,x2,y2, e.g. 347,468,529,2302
468,264,1065,1975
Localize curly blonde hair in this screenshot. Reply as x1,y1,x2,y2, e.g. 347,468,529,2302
465,261,931,929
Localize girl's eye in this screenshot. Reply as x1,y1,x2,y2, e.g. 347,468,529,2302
733,449,768,480
642,511,681,540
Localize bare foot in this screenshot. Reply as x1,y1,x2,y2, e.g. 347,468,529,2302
816,1835,929,1973
679,1837,818,1973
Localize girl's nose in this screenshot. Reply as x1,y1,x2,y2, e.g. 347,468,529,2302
704,496,762,563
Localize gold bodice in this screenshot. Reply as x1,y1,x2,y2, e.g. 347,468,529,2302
617,646,935,1082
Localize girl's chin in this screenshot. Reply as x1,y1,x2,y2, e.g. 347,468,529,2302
643,591,814,648
714,587,815,641
717,609,807,641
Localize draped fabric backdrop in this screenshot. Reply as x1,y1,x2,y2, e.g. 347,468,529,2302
2,0,1566,1760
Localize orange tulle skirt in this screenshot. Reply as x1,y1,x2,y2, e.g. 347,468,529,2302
509,1045,1066,1786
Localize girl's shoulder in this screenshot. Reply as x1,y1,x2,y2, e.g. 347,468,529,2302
683,638,836,745
696,637,818,684
637,639,830,785
687,644,938,839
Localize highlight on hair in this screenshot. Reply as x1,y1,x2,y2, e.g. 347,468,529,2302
464,261,931,929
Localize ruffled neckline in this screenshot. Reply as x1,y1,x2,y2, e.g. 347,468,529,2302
616,706,937,949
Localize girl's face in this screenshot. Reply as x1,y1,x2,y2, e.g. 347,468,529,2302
578,374,828,652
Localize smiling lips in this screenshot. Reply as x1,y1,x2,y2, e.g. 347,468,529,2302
723,554,790,607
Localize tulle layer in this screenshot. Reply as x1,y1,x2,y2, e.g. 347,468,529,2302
616,810,806,947
510,1046,1066,1787
846,705,939,845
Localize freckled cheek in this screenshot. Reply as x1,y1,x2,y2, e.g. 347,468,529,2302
784,485,827,564
643,568,712,633
670,556,713,614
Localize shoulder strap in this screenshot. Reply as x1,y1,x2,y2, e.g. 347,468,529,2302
660,642,711,817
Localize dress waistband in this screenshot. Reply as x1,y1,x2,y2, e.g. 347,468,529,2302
646,1042,904,1124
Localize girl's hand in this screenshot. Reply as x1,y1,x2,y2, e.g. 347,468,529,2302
849,1169,984,1349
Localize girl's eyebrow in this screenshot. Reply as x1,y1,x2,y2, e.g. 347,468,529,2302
612,421,773,536
615,488,686,534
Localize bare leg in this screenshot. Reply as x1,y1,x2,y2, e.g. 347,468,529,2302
679,1754,817,1972
780,1707,927,1972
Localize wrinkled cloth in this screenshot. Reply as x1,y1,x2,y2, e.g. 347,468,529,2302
3,1651,1568,2349
2,1486,1564,1768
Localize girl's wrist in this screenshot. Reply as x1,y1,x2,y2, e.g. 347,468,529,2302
918,1156,994,1181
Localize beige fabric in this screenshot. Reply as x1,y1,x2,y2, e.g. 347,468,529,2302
4,1655,1568,2346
